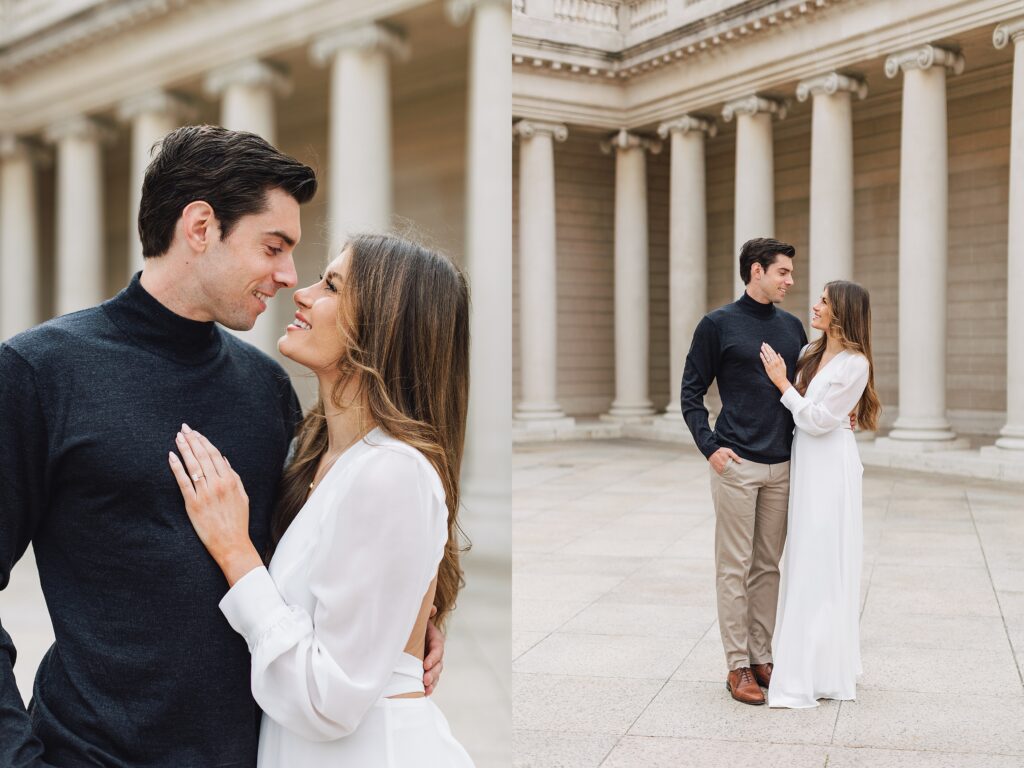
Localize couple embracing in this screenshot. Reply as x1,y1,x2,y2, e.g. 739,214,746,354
682,237,881,708
0,126,474,766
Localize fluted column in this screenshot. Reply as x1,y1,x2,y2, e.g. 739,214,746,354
797,73,866,325
204,59,291,145
45,116,112,316
448,0,512,509
601,129,661,422
880,45,966,446
312,24,407,248
993,20,1024,451
118,90,195,277
0,136,46,340
657,115,715,422
723,95,786,295
513,120,573,428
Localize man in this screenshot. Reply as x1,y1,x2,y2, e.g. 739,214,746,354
0,125,443,767
681,237,807,706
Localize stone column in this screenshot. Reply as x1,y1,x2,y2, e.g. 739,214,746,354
722,95,786,295
796,73,867,324
312,24,408,248
45,116,112,317
993,20,1024,451
601,129,661,422
204,59,291,145
0,136,46,340
118,90,195,277
878,45,967,448
205,61,291,357
447,0,512,513
513,120,573,430
657,115,715,424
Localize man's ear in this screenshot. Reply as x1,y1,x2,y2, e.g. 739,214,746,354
180,201,217,254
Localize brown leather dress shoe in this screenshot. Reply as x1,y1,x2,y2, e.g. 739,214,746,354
726,667,765,705
751,662,773,688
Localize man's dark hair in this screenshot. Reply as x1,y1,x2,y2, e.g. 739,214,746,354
138,125,318,258
739,237,796,284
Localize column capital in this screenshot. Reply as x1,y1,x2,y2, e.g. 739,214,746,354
599,128,662,155
657,115,717,139
721,95,787,123
0,135,50,166
885,45,964,79
43,115,116,145
513,120,568,142
994,19,1024,49
310,23,410,66
796,72,868,102
117,89,197,123
204,58,292,98
446,0,509,26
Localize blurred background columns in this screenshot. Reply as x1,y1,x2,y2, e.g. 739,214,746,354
0,136,45,341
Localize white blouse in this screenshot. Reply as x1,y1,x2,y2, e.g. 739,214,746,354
779,349,870,437
219,427,448,742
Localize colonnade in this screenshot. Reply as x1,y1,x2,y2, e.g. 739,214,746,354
0,1,512,512
514,21,1024,453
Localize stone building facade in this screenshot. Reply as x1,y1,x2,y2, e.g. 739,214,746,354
512,0,1024,481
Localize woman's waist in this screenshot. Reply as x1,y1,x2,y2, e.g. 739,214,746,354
381,651,426,699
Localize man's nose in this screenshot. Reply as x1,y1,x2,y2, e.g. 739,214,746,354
276,256,299,288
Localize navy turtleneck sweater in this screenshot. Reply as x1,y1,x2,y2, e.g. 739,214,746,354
0,275,301,767
681,292,808,464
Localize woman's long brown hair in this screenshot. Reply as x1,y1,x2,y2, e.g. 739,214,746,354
794,280,882,431
269,233,470,629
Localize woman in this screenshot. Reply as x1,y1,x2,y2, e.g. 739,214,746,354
759,280,881,709
167,234,474,765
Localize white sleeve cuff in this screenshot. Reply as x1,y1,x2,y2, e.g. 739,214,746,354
780,386,804,412
219,565,290,647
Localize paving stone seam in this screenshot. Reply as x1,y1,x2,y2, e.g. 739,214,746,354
964,489,1024,692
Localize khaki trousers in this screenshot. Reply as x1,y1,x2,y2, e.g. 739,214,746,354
709,458,789,671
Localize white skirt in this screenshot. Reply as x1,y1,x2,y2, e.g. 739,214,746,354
256,697,475,767
768,427,863,708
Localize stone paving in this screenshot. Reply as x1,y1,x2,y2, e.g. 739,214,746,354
513,439,1024,768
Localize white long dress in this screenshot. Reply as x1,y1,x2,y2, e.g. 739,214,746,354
218,427,474,766
767,349,869,709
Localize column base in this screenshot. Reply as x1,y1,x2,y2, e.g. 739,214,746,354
514,402,569,422
992,425,1024,452
854,430,876,443
885,416,960,443
873,436,971,453
601,400,655,423
660,404,684,422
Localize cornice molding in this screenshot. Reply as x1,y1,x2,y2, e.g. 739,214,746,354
512,0,849,83
599,128,662,155
993,18,1024,49
796,72,868,102
721,95,787,122
884,45,965,78
514,120,569,142
310,23,410,66
0,0,190,77
657,115,717,139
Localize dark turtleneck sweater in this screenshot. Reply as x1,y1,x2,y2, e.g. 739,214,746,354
0,275,301,768
681,292,808,464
